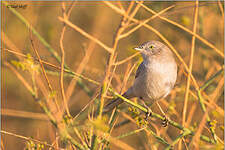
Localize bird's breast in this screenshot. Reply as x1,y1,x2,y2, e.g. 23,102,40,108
133,60,177,101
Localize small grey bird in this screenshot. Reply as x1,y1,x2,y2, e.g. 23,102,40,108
103,41,177,112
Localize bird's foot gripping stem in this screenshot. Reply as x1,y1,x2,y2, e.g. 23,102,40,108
162,115,169,127
145,107,152,121
141,101,152,121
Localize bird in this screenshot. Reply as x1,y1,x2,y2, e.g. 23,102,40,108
103,41,177,114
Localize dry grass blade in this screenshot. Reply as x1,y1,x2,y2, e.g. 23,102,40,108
125,1,143,25
185,103,197,127
119,4,175,40
182,0,199,127
119,111,170,146
2,32,22,61
113,52,139,66
59,2,70,117
3,62,34,95
1,108,48,120
4,47,217,144
117,1,125,11
30,33,53,92
125,1,135,17
4,48,100,86
96,131,136,150
217,0,224,18
189,108,209,149
1,138,5,150
5,47,223,117
120,62,138,93
66,42,95,101
3,2,223,149
136,1,224,58
29,32,61,117
58,16,113,53
66,4,109,104
1,130,53,147
103,1,200,90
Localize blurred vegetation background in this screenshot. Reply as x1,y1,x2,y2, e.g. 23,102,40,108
1,1,224,150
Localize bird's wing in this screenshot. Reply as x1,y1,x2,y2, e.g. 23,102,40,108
135,62,146,79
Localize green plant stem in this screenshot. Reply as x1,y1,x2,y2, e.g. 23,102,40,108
146,128,170,146
63,130,86,150
90,84,107,150
200,68,224,91
46,69,215,145
38,101,57,127
3,5,93,148
3,1,94,98
5,2,218,146
115,127,169,147
196,68,224,143
3,1,62,64
116,127,146,139
45,65,216,145
165,129,192,150
90,135,98,150
109,89,215,144
46,68,215,144
197,90,217,143
98,83,107,118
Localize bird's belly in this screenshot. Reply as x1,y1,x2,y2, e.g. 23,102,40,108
133,65,176,102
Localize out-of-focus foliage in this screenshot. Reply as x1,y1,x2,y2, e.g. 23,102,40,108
2,1,224,150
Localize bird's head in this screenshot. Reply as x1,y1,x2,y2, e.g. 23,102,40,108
134,41,167,60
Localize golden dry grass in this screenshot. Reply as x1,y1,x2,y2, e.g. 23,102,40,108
1,1,224,150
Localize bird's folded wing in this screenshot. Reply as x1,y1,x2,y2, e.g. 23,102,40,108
135,62,146,79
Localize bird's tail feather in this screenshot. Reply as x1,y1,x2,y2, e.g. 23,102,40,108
103,97,124,113
103,88,134,113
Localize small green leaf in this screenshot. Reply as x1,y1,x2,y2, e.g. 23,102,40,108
49,90,57,98
91,116,110,133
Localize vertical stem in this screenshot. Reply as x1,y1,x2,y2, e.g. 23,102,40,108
181,1,199,149
60,2,70,117
182,0,199,126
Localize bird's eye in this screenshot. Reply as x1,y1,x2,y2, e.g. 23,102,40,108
149,45,154,49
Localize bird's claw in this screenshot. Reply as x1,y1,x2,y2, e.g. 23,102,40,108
162,115,169,127
145,107,152,121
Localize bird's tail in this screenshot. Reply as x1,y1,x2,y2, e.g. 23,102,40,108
103,88,134,113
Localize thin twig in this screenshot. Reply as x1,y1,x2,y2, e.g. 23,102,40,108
29,32,61,114
1,130,53,148
1,108,48,120
135,1,224,58
109,89,215,144
200,68,224,91
182,0,199,128
103,1,200,90
119,111,170,146
4,48,220,144
113,52,140,66
119,4,175,40
4,62,35,96
4,48,100,86
5,48,223,117
60,2,70,116
58,16,113,53
217,0,224,18
29,32,53,92
165,129,192,150
3,1,94,102
2,1,63,63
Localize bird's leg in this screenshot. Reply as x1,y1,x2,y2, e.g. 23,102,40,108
140,100,152,120
156,101,169,127
162,115,169,127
